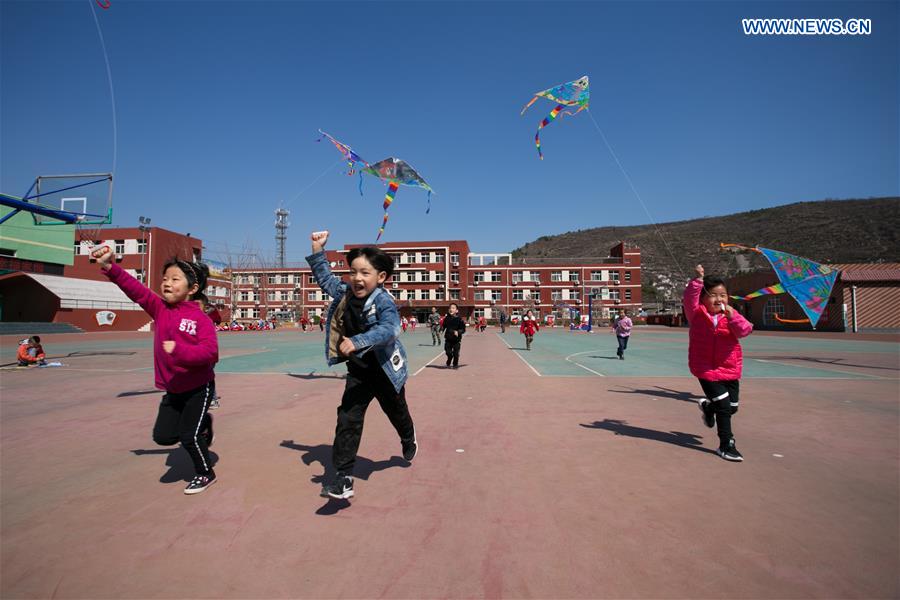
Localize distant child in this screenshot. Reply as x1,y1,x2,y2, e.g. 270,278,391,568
520,309,540,350
307,231,416,500
428,307,442,346
478,316,487,332
97,247,219,494
17,336,46,366
499,309,508,333
612,309,633,360
683,264,754,462
401,316,409,333
441,303,466,369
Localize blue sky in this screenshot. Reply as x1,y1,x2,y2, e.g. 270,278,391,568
2,1,897,264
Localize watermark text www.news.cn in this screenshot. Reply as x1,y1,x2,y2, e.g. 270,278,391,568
742,18,871,36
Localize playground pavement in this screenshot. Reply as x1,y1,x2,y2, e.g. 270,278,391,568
1,327,898,598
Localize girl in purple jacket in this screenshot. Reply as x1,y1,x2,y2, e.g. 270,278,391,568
683,264,753,462
96,247,220,494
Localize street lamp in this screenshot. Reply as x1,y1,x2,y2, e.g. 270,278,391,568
138,216,151,284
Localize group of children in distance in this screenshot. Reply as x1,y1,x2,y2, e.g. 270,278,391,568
91,231,752,498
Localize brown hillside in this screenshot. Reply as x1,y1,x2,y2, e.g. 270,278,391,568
511,198,900,301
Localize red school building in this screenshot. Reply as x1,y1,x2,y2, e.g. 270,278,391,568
230,240,641,326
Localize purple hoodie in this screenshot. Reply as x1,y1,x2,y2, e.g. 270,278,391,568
104,263,218,393
613,316,633,337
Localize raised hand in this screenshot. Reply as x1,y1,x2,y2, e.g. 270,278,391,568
311,230,329,253
93,245,114,270
695,264,705,279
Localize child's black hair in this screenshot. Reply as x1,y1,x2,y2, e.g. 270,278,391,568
448,302,459,310
163,258,209,299
346,246,394,278
31,335,41,344
702,275,727,296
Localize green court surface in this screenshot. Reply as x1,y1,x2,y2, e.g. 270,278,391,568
3,327,896,380
494,327,898,379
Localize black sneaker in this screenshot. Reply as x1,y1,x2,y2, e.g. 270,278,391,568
402,431,418,462
184,473,217,495
201,413,214,447
321,472,354,499
446,359,452,367
699,400,715,428
717,439,743,462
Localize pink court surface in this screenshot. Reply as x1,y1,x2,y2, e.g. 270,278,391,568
1,326,898,599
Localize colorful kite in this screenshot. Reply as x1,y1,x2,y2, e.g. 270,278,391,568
721,243,838,328
317,130,433,240
521,76,590,159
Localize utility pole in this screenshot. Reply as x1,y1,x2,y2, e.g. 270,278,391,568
138,216,151,284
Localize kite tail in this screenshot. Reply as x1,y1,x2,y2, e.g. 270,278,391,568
720,242,762,253
520,96,539,116
535,103,565,160
376,180,399,241
357,170,364,196
774,315,810,324
426,190,431,215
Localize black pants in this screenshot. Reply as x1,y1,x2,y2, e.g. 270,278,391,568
334,367,415,474
153,382,215,476
616,335,629,356
444,339,461,366
698,379,740,444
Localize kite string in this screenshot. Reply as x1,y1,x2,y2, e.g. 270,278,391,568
89,0,117,176
586,108,687,280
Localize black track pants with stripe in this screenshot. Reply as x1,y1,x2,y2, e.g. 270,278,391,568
153,382,215,476
698,379,740,444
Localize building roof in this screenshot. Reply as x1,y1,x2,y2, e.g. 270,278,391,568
830,263,900,282
24,272,138,304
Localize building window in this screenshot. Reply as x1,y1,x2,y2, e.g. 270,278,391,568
114,240,125,255
625,271,631,282
474,291,485,301
763,297,785,326
569,272,579,282
435,253,444,263
308,275,317,284
491,290,502,301
473,309,484,318
451,272,459,283
308,292,317,301
390,289,402,300
611,271,620,282
590,271,603,281
435,289,445,300
625,290,632,300
240,292,249,302
450,289,460,300
473,272,485,282
137,240,147,254
551,290,562,301
513,290,524,300
512,271,523,283
571,290,580,300
490,272,501,282
551,271,563,282
450,252,460,264
267,292,276,301
268,275,276,284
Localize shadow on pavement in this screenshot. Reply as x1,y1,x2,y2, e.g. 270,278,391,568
610,386,703,403
279,440,409,514
130,448,220,483
579,419,716,455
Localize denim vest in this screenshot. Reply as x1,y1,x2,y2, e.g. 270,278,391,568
306,251,408,393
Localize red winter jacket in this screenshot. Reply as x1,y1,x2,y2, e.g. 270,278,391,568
683,278,753,381
105,263,218,393
520,317,540,336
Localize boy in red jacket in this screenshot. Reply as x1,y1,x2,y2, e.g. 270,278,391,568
97,246,220,494
17,336,46,366
683,264,753,462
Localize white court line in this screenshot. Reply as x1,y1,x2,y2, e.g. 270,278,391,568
564,349,607,377
752,358,887,380
495,334,542,377
413,351,446,377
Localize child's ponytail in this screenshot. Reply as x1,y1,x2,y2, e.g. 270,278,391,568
163,258,210,299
